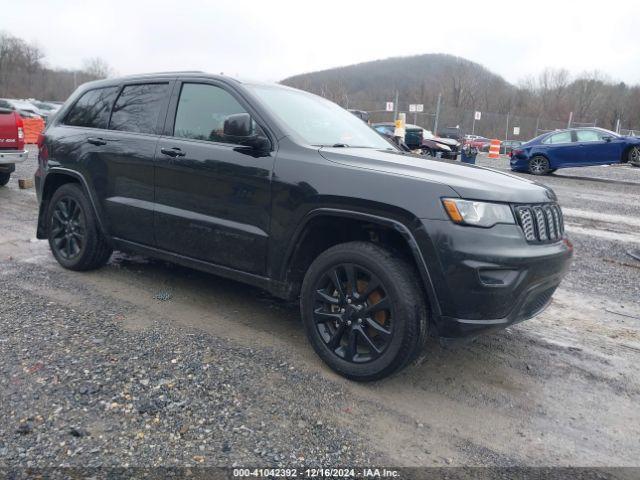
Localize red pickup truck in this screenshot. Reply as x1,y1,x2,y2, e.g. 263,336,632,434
0,107,28,186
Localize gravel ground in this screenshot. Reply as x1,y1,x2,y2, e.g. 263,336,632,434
0,260,380,468
0,147,639,469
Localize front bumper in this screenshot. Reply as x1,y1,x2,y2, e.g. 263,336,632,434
0,149,27,165
416,219,573,338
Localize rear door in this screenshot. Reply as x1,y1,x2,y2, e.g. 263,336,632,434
575,129,622,165
541,131,578,167
154,80,274,275
97,81,173,245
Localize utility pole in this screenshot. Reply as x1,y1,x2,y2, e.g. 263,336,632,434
535,117,540,136
433,93,441,134
567,111,573,128
393,90,399,121
505,112,510,141
615,118,621,134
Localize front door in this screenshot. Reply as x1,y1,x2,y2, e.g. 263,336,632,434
154,81,274,275
575,129,622,166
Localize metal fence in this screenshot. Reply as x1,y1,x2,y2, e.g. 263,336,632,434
351,101,640,141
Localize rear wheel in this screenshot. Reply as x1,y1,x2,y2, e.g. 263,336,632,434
300,241,428,381
0,172,10,186
528,156,550,175
47,183,112,271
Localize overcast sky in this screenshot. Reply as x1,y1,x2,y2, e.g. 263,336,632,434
3,0,639,85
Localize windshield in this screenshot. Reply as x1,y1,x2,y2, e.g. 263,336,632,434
247,85,394,149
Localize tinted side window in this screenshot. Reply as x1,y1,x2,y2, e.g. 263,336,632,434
173,83,249,144
109,83,169,134
64,87,119,129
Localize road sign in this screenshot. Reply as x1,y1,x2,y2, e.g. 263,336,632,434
409,104,424,113
416,104,424,112
474,111,482,120
513,126,520,135
385,102,394,112
409,104,416,112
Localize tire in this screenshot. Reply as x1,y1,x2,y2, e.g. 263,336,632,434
628,146,640,167
0,172,10,186
528,155,550,175
47,183,112,271
300,241,428,381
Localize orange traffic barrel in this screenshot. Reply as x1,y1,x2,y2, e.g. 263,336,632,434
488,139,501,159
22,117,45,144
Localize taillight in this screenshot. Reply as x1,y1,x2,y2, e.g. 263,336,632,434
16,115,25,150
513,149,524,156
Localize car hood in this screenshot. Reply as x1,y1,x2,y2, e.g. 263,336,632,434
432,137,459,147
319,147,556,204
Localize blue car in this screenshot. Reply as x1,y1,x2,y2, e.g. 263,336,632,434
510,127,640,175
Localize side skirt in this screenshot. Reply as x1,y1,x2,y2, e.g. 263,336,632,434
111,238,290,299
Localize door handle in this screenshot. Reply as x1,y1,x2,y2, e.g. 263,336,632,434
160,147,186,158
87,137,107,146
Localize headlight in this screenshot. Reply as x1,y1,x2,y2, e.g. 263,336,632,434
442,198,515,227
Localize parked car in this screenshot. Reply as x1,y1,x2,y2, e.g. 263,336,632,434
0,107,28,186
467,136,492,151
0,98,45,120
35,73,572,380
422,129,460,159
372,123,458,159
348,109,370,123
501,140,523,155
510,127,640,175
438,126,463,142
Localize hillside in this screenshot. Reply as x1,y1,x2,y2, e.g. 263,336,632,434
281,53,514,116
281,54,640,139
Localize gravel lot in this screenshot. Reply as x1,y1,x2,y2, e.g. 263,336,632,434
1,148,639,468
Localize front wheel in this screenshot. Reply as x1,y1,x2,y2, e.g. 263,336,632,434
628,146,640,166
528,156,550,175
47,183,113,271
300,241,428,381
0,172,10,186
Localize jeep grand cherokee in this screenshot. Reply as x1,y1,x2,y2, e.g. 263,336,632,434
34,73,572,380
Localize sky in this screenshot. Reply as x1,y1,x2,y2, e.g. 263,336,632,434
2,0,639,85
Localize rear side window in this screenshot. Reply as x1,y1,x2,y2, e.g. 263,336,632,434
543,132,572,144
109,83,169,134
64,87,119,129
173,83,248,143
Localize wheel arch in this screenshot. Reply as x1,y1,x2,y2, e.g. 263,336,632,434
37,168,106,239
621,143,639,163
280,208,441,316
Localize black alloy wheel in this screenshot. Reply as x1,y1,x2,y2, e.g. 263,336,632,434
312,263,393,363
301,241,428,381
47,183,112,271
50,196,86,260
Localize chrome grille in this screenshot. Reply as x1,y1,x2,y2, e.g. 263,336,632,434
515,204,564,243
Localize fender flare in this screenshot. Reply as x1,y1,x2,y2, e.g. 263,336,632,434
37,167,107,239
282,208,442,317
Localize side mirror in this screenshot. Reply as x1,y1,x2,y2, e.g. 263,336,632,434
223,113,252,137
604,136,613,142
223,113,270,151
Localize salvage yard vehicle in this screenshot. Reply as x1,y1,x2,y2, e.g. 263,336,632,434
373,123,459,159
35,73,573,381
0,107,28,186
510,127,640,175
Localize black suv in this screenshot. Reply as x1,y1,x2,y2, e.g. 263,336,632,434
35,73,572,381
